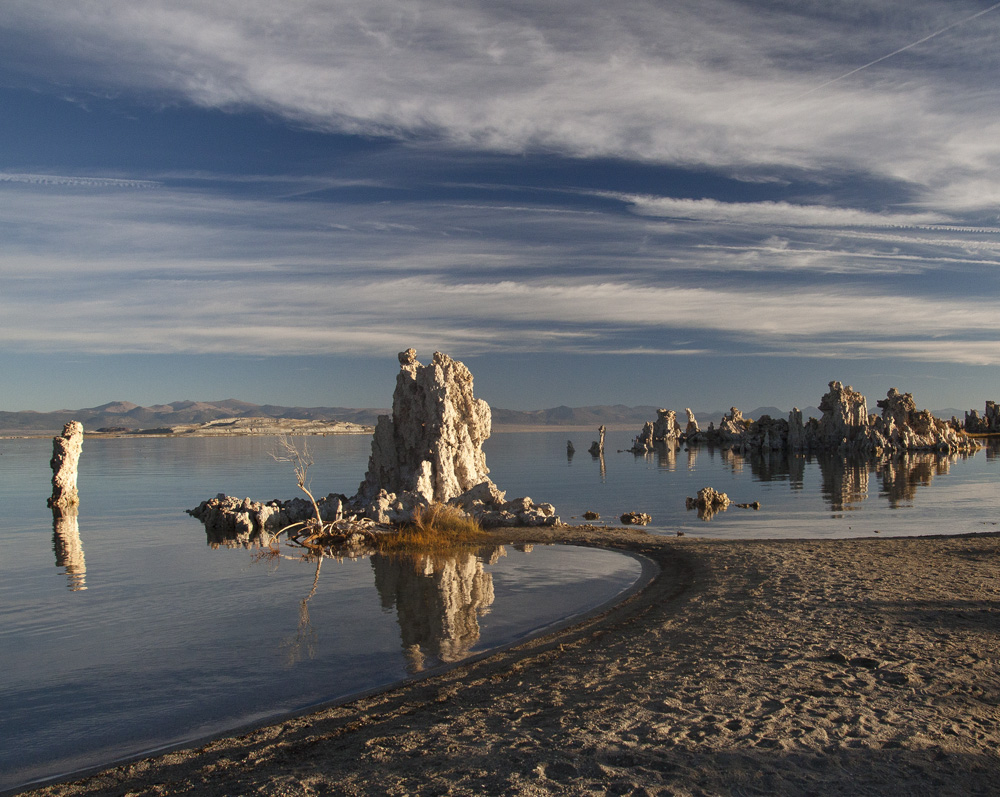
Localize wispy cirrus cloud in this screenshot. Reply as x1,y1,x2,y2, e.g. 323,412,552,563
3,266,999,366
0,172,160,189
1,170,997,363
611,194,951,229
4,1,1000,208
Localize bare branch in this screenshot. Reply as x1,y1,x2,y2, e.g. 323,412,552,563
271,434,323,528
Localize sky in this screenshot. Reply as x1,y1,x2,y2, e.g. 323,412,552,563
1,0,999,414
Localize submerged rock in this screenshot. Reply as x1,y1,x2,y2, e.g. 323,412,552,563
686,487,731,521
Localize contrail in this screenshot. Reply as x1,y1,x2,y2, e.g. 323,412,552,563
794,1,1000,100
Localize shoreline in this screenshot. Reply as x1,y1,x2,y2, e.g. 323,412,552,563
16,527,1000,796
0,424,628,439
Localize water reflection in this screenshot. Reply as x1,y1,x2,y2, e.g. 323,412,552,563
658,444,678,471
816,456,870,514
51,506,86,591
203,524,509,673
283,557,323,666
205,526,272,550
372,547,501,672
876,454,954,509
745,449,806,488
651,444,975,515
597,451,606,482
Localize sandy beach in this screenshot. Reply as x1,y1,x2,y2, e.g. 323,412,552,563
19,526,1000,796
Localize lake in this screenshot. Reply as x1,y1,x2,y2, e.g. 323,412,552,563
494,429,999,539
1,429,997,791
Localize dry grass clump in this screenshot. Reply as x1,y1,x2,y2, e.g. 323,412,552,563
378,503,485,552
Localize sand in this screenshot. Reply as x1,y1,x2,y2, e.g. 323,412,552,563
19,527,1000,796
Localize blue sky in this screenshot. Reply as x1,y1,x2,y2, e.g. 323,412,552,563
1,1,998,413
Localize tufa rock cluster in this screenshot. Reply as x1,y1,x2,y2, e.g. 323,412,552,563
353,350,557,527
686,487,731,521
631,382,979,457
191,350,559,537
964,401,1000,434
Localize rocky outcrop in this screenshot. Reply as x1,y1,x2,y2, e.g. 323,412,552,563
787,408,805,451
684,408,700,437
871,388,973,454
739,414,789,452
654,410,681,444
358,349,492,505
444,482,554,527
620,511,651,526
632,382,979,459
48,422,83,509
672,407,747,447
631,409,681,452
686,487,731,521
964,401,1000,434
719,408,749,441
191,350,560,535
189,492,349,536
793,383,977,455
588,426,606,457
354,350,558,527
815,382,869,448
631,421,656,453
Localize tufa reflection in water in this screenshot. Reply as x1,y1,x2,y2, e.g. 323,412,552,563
51,506,86,591
640,443,978,518
203,517,513,673
372,547,502,673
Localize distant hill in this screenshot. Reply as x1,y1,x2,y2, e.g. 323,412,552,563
0,399,969,435
0,400,389,434
490,405,662,428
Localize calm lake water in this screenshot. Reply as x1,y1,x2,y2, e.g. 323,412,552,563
496,430,1000,539
1,429,997,792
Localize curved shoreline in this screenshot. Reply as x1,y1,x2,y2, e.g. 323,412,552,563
17,527,1000,796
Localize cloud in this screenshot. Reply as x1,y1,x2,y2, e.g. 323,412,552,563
0,172,160,189
3,259,999,365
5,1,1000,207
612,194,951,228
2,163,998,373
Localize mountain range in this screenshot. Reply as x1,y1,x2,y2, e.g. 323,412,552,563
0,399,387,433
0,399,852,434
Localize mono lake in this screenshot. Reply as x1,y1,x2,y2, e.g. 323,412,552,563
492,429,1000,539
1,429,997,791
